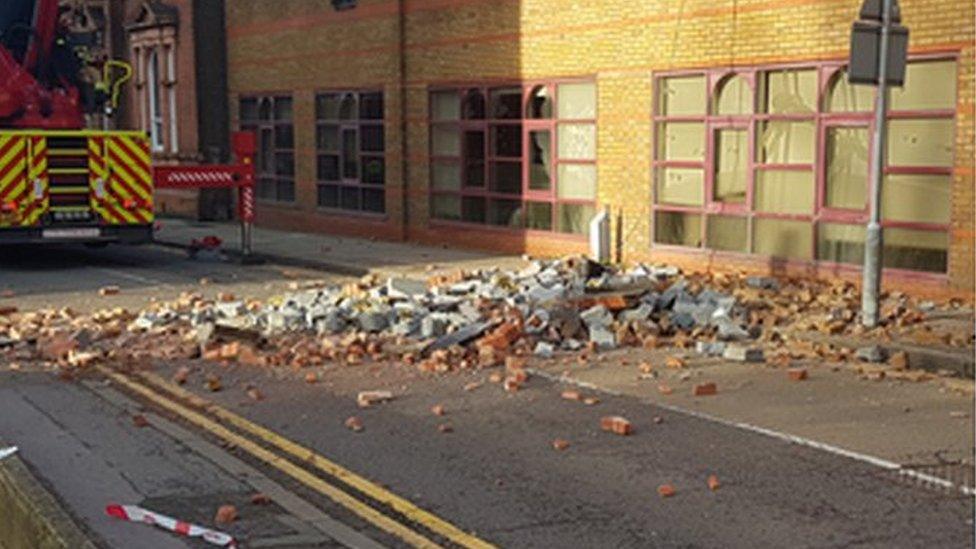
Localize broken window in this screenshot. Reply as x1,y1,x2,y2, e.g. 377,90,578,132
825,70,874,112
824,126,869,210
527,86,552,119
713,128,748,204
714,75,753,115
757,121,815,164
761,69,817,114
655,211,701,247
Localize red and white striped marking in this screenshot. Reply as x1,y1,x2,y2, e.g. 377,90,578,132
165,171,236,185
105,503,237,547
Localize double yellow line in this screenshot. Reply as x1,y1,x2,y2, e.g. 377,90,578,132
96,366,494,549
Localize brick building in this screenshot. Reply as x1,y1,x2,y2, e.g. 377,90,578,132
224,0,973,297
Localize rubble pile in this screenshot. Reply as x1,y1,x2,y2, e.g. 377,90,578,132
0,256,970,378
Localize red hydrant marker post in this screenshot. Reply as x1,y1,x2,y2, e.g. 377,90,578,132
152,131,258,262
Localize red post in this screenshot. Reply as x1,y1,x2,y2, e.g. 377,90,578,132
231,131,257,258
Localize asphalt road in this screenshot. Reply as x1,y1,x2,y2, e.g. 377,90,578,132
0,244,973,548
153,358,975,549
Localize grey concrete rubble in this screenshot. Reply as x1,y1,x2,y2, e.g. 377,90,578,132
723,345,765,363
856,345,888,363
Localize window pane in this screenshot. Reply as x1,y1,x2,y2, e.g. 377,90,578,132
273,97,292,120
658,76,705,116
818,223,865,265
655,211,701,247
758,121,815,164
488,199,522,227
317,125,339,151
275,152,294,176
887,118,954,167
707,215,748,252
489,87,522,119
882,174,951,224
316,94,341,120
558,203,596,235
431,91,461,121
317,155,339,181
656,122,704,161
258,98,272,120
432,194,460,220
431,125,460,156
884,228,947,273
558,82,596,119
527,85,552,119
525,202,552,230
240,98,259,121
275,124,294,149
342,129,358,178
276,179,295,202
825,126,869,209
318,184,339,207
529,131,551,190
258,129,273,173
557,164,596,200
714,128,748,204
431,162,461,191
762,69,817,113
361,125,384,152
359,92,383,120
826,71,874,112
656,167,703,206
463,89,486,120
754,218,812,260
491,125,522,157
257,177,274,199
558,123,596,160
362,157,384,185
715,75,753,115
490,161,522,194
891,60,957,111
339,94,357,120
340,186,359,210
755,170,814,215
363,188,385,213
462,196,486,223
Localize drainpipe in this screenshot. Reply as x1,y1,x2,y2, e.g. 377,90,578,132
398,0,409,241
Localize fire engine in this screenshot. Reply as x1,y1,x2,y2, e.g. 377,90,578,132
0,0,255,248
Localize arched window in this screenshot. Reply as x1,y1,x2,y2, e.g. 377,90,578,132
526,85,552,119
825,70,874,112
714,74,753,115
462,89,485,120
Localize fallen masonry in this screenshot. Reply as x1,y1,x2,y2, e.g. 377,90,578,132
0,255,964,391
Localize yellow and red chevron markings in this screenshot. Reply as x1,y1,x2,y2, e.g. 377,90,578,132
90,134,154,225
0,135,28,228
23,136,49,227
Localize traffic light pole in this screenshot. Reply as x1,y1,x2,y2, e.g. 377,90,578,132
860,0,891,328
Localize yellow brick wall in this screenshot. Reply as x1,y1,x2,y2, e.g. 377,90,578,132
225,0,975,295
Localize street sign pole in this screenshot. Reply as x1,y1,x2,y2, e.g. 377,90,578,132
860,0,892,328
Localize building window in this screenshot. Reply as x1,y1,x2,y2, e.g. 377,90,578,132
240,96,295,203
147,48,164,152
315,91,385,213
652,58,956,274
429,81,597,234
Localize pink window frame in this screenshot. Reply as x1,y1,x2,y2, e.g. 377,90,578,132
652,53,958,276
240,94,295,204
428,79,597,235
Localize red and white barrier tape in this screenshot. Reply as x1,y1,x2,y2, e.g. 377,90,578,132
105,503,237,547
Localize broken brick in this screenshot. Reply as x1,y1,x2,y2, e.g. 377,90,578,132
437,423,453,433
204,375,222,392
246,387,264,401
665,356,686,370
431,404,446,416
344,416,364,432
888,351,909,370
552,438,571,451
657,384,673,395
657,484,676,498
583,397,600,406
561,390,582,401
214,505,238,524
250,493,271,505
357,390,393,408
692,382,717,396
463,381,483,392
173,366,191,385
98,286,120,296
131,414,149,428
503,377,521,393
707,475,721,491
600,415,632,436
787,368,808,382
304,372,318,384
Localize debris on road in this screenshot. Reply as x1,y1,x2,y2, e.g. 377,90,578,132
345,416,364,432
600,416,633,436
707,474,721,491
431,404,446,416
131,414,149,428
214,504,238,525
437,423,453,433
657,484,676,498
105,504,236,547
692,382,718,396
0,446,17,460
357,390,394,408
250,493,271,505
98,285,120,296
552,438,570,451
787,368,808,382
